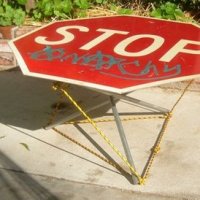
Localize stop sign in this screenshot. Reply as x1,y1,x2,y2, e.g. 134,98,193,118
9,16,200,94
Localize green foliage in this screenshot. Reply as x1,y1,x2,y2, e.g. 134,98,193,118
33,0,70,20
16,0,28,5
145,0,199,12
150,2,185,20
117,8,133,15
92,0,116,5
32,0,122,21
33,0,91,20
0,0,198,26
110,4,133,15
149,1,199,22
14,7,26,25
0,1,26,26
74,0,90,9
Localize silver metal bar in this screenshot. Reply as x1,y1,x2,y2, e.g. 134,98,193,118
109,96,138,184
45,100,110,130
114,94,169,113
97,89,169,113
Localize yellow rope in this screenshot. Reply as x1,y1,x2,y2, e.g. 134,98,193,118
141,113,171,180
49,80,193,185
141,80,193,181
52,84,143,184
170,80,193,113
52,127,127,174
65,115,166,124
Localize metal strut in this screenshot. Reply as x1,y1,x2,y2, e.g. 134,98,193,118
109,96,138,184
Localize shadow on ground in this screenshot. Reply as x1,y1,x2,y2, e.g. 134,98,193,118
0,69,57,130
0,69,112,130
0,150,59,200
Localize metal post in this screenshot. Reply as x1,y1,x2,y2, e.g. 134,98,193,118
45,100,110,130
98,89,169,113
109,96,138,184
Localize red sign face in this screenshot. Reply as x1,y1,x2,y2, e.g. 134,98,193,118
9,16,200,94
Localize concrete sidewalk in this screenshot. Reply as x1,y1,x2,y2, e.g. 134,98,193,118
0,167,186,200
0,68,200,199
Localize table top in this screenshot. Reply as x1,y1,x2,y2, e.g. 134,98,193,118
9,16,200,94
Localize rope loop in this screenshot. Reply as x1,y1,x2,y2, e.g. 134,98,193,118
59,86,142,184
48,80,193,185
153,146,160,154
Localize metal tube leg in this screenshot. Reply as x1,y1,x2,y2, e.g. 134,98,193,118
45,100,110,130
110,96,138,184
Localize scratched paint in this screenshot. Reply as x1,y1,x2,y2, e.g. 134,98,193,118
29,46,181,81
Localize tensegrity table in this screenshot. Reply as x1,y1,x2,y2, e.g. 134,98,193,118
9,16,200,184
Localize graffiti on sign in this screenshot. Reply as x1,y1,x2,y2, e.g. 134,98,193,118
29,46,182,81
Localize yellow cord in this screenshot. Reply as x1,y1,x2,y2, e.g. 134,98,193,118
53,84,144,184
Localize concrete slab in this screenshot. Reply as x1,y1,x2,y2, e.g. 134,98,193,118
0,168,185,200
0,69,200,199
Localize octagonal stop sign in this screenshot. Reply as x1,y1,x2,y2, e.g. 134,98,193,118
9,16,200,94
